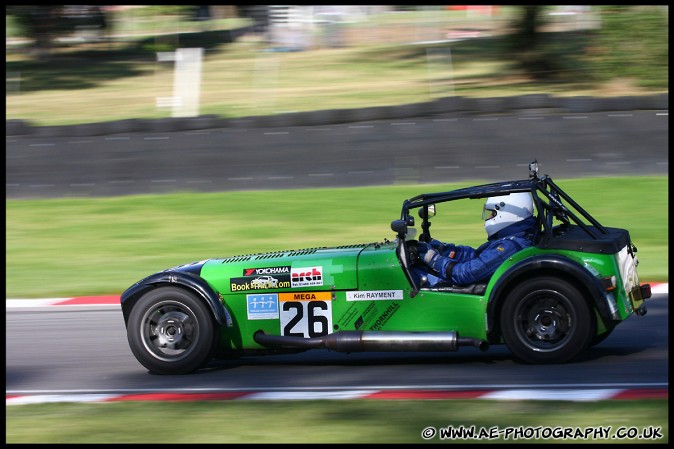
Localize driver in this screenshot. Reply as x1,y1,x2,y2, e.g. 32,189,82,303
411,192,537,287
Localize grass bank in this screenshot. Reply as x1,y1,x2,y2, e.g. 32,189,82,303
5,399,668,443
5,176,668,298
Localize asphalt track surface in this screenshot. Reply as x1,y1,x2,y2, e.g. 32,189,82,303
5,287,668,403
6,109,668,199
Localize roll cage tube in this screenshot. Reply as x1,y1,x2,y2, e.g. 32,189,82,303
419,205,432,242
401,180,536,242
399,173,615,245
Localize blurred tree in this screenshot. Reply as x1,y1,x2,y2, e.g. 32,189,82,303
8,6,60,59
589,6,668,89
510,5,595,82
511,5,548,50
510,5,668,85
194,5,211,21
6,5,110,60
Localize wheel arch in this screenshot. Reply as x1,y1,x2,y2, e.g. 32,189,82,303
486,255,612,342
120,271,231,328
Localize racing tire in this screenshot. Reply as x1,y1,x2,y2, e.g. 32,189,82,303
500,277,595,364
127,287,219,375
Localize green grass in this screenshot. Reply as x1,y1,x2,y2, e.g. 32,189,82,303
5,399,669,443
5,176,668,299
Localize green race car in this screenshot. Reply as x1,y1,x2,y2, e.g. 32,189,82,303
120,162,651,374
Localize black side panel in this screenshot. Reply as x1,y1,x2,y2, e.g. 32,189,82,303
538,225,630,254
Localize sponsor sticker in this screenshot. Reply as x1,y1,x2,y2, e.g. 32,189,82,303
231,275,291,291
279,292,332,302
354,301,379,330
247,294,279,320
346,290,404,301
291,266,323,287
243,266,291,276
369,302,401,331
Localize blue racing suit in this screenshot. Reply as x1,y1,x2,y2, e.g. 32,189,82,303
411,216,537,287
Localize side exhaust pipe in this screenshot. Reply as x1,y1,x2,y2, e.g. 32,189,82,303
254,330,489,353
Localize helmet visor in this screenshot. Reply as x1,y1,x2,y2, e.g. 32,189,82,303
482,208,497,221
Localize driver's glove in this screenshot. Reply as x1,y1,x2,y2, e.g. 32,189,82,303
422,247,451,279
417,242,431,261
429,239,458,257
422,247,441,269
428,239,446,252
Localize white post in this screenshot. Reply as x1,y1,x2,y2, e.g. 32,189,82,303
172,48,203,117
426,47,454,98
252,54,280,112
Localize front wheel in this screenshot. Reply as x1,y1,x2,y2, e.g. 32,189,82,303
126,286,219,374
500,277,595,364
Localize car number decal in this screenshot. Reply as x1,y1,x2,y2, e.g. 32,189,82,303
279,292,332,337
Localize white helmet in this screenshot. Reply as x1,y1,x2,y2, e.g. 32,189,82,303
482,192,534,238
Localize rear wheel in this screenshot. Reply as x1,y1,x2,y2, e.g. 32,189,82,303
127,287,219,374
500,277,594,364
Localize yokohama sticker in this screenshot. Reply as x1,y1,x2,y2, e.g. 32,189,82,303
346,290,404,301
243,266,291,276
291,266,323,287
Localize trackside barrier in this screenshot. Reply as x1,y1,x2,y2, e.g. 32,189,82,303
6,93,668,138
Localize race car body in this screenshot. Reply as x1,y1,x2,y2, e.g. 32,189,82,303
120,162,650,374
